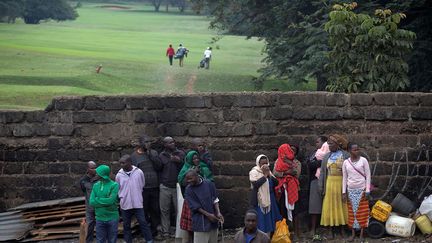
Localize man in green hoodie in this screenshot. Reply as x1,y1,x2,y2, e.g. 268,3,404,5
90,165,119,243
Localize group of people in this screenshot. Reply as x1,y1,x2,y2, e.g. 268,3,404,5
79,133,371,243
79,136,222,243
166,43,212,69
247,134,372,242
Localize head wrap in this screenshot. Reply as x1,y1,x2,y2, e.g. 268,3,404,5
329,134,348,150
250,154,272,214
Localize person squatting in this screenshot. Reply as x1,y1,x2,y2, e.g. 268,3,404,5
80,134,371,243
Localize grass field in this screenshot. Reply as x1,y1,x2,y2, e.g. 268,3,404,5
0,2,314,110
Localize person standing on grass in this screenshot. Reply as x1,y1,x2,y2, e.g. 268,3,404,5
176,44,189,67
157,136,186,239
234,209,271,243
131,135,162,238
79,161,98,243
185,170,223,243
203,47,212,69
342,143,371,242
89,165,119,243
116,155,153,243
166,44,175,66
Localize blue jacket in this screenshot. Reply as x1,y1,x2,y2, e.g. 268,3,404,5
185,179,218,232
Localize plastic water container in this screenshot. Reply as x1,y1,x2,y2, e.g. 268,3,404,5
385,214,416,237
367,219,386,239
391,193,416,216
415,215,432,234
371,200,392,222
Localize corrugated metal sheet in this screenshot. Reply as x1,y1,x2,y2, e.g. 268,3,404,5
0,211,33,242
9,197,84,211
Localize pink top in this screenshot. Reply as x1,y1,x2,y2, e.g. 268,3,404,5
315,142,330,161
342,156,371,193
116,166,145,210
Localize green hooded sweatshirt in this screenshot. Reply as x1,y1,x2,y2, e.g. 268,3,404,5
178,150,213,185
89,165,119,221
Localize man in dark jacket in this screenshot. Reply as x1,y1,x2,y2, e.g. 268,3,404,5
79,161,98,243
157,136,185,238
185,170,223,243
131,135,162,237
234,210,270,243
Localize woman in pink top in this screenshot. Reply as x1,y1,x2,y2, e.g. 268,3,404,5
342,143,371,243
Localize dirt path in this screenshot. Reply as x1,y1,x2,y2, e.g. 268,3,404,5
186,74,197,93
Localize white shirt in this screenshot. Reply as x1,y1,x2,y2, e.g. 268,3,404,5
204,49,212,58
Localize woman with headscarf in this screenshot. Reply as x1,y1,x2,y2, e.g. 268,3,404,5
318,134,350,238
178,150,213,242
249,154,282,235
273,144,301,223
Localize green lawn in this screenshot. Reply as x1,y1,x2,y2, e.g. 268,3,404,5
0,2,314,110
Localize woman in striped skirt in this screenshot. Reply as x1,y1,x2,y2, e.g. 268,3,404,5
342,142,371,242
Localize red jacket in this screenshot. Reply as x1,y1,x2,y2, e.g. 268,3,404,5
166,47,175,56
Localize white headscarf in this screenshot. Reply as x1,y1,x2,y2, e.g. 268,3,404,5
249,154,272,213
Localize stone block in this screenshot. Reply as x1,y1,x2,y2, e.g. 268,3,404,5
72,111,94,123
84,96,104,110
350,93,373,106
104,97,125,110
231,123,252,137
134,111,155,123
47,111,73,123
25,111,46,123
47,138,62,150
154,110,178,122
188,125,209,137
0,111,25,123
182,110,219,123
214,175,250,189
292,107,315,120
240,108,266,121
251,94,277,107
373,93,396,105
218,188,250,228
279,122,315,135
34,124,51,136
364,107,391,120
222,109,240,121
75,125,100,137
212,95,235,107
233,96,252,107
12,124,35,137
164,97,185,108
54,98,83,111
125,97,147,110
343,107,365,119
314,107,344,120
211,150,232,161
51,124,74,136
70,162,89,174
419,94,432,106
256,122,278,135
79,149,98,161
232,150,255,161
0,125,12,137
2,162,22,174
57,150,80,161
326,93,348,106
267,107,293,120
388,107,411,121
412,107,432,120
395,93,419,106
93,111,119,124
209,125,230,137
36,150,57,161
158,123,188,136
146,97,164,110
184,96,212,108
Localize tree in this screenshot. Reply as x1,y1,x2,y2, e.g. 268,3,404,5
151,0,163,12
325,2,415,92
0,0,24,23
22,0,78,24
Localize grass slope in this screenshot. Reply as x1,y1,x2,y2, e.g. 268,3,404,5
0,3,314,110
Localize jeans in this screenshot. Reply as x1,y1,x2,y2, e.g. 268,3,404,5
159,184,177,234
95,219,118,243
143,187,160,236
86,209,96,243
168,55,173,65
121,208,153,243
204,57,210,69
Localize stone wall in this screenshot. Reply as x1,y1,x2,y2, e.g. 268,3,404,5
1,92,432,228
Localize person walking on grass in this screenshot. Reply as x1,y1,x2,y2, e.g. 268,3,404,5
185,170,223,243
203,47,212,69
176,44,189,67
342,143,371,243
79,161,98,243
166,44,175,66
89,165,119,243
116,155,153,243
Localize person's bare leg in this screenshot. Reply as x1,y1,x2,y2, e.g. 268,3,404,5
348,228,355,242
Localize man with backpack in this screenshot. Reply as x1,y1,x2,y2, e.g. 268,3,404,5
176,44,188,67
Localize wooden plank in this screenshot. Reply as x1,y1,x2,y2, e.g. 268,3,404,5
22,204,85,216
22,233,78,241
30,226,81,235
24,207,85,218
36,217,83,227
24,211,85,221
